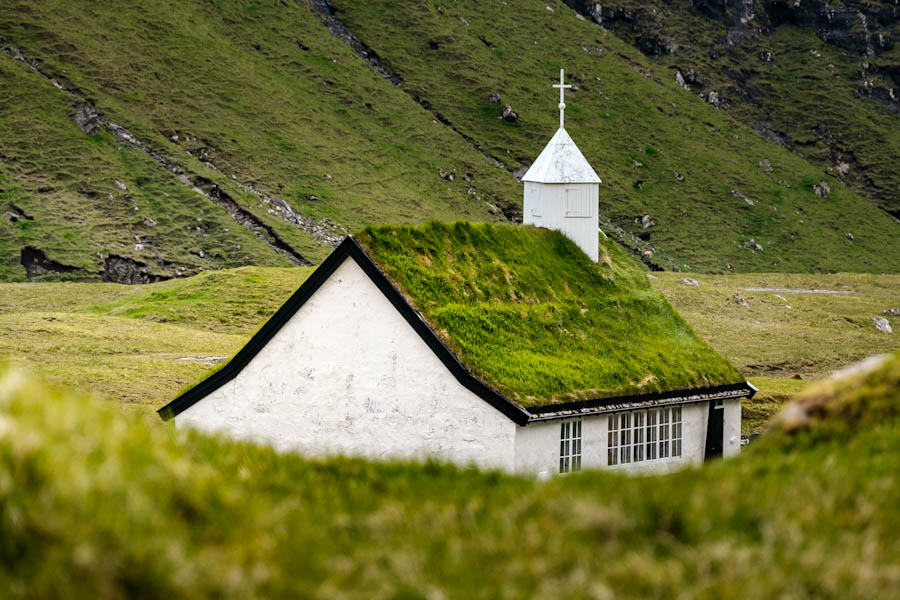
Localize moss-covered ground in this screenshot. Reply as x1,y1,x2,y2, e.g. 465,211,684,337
357,222,742,405
1,0,899,278
1,352,898,598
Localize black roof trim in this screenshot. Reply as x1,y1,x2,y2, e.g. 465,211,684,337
157,237,532,425
525,381,756,417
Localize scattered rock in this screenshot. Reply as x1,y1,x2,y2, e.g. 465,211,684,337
438,169,455,182
680,277,701,286
835,161,851,176
72,102,101,136
757,158,772,172
673,172,684,182
499,105,518,122
707,90,720,105
305,194,319,201
732,189,754,205
675,70,688,89
632,159,645,169
487,92,501,104
883,309,900,316
142,218,157,228
760,50,773,62
323,173,333,180
873,316,893,334
4,212,19,222
170,134,179,142
846,232,855,241
114,179,128,191
635,214,654,229
810,49,821,57
642,249,654,259
633,180,644,190
743,238,763,252
732,293,750,308
813,181,831,197
646,273,657,280
102,254,169,284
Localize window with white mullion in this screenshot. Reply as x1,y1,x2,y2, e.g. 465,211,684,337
619,412,632,464
632,410,645,462
672,406,682,457
560,419,582,474
608,415,619,466
659,408,671,459
646,409,658,461
607,406,684,468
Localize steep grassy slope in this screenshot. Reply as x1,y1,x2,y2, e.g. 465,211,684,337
357,222,742,404
329,0,900,273
0,0,519,281
1,0,898,278
560,0,900,219
1,354,898,598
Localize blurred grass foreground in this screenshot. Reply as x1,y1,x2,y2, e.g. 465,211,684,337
0,354,898,598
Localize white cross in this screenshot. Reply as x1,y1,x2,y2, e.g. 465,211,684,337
552,68,572,129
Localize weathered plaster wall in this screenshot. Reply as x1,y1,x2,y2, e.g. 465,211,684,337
523,181,599,262
515,401,727,475
176,257,518,471
723,397,741,458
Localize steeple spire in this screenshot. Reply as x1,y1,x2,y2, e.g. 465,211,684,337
551,69,572,130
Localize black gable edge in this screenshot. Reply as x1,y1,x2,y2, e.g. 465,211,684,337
525,381,757,418
158,236,532,426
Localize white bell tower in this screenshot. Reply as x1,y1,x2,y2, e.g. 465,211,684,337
522,69,601,262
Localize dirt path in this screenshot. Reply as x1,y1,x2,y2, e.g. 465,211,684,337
738,287,856,295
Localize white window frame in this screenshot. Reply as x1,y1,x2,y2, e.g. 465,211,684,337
559,419,582,474
606,406,684,467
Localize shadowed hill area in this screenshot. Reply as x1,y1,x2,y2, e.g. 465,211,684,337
1,0,898,279
0,353,897,597
356,222,743,404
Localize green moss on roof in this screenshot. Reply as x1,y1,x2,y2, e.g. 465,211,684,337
356,221,744,407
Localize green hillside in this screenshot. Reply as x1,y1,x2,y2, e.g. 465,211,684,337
1,352,898,598
358,222,742,404
1,0,899,280
559,0,900,220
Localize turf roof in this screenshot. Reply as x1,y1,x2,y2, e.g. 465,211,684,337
355,221,744,407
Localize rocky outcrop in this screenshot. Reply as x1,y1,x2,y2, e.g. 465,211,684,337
102,255,170,284
20,246,82,280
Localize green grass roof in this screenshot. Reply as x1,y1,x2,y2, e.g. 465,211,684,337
356,222,744,406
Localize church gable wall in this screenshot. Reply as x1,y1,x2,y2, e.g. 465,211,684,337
175,257,517,471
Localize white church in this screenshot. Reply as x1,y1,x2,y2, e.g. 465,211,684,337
159,71,754,476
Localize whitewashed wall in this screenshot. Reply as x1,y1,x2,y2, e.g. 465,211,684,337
723,397,741,458
514,401,733,476
523,181,599,262
176,257,518,471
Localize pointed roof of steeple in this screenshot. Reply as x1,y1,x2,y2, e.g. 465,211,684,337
521,127,601,184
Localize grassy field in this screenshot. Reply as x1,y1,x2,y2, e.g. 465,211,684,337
1,265,896,426
1,350,897,598
1,0,899,279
